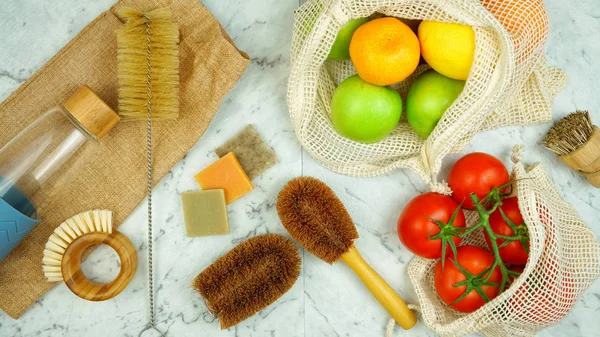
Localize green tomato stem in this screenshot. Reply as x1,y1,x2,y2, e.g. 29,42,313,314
430,180,529,306
468,187,523,296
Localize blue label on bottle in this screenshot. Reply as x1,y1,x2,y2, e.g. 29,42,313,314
0,177,40,262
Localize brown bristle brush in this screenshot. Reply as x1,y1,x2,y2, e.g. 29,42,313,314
193,234,301,329
276,177,417,330
543,110,600,187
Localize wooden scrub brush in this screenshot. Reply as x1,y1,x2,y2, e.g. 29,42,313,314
276,177,417,330
543,110,600,187
117,6,179,336
193,234,301,329
42,210,137,301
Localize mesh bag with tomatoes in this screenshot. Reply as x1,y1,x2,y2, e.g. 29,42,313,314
288,0,566,186
406,149,600,337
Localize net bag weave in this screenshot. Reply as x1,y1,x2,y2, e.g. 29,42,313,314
287,0,566,187
407,148,600,337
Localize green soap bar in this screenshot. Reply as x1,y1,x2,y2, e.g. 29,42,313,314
215,125,278,180
181,190,229,237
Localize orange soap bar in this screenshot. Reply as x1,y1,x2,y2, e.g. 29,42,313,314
194,152,254,204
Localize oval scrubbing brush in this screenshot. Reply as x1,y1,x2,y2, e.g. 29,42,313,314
277,177,417,330
193,234,301,329
117,6,179,336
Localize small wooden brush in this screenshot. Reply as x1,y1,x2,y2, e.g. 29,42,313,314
276,177,417,330
193,234,301,329
544,111,600,187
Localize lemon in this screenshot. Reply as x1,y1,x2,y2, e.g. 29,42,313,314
418,21,475,81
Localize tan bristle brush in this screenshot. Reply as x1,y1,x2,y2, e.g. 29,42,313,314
276,177,417,330
42,210,114,283
193,234,302,329
42,210,137,301
118,7,179,120
117,6,179,336
544,111,600,187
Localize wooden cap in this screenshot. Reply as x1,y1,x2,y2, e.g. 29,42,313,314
63,86,120,139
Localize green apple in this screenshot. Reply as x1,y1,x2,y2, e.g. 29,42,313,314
406,69,465,138
331,75,402,143
328,17,370,60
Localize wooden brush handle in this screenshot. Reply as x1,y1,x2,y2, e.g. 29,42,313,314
61,231,137,301
560,126,600,172
582,170,600,188
340,246,417,330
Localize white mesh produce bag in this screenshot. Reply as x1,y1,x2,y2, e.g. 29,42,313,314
407,147,600,337
287,0,567,187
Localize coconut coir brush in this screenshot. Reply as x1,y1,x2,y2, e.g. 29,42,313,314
276,177,417,330
193,234,301,329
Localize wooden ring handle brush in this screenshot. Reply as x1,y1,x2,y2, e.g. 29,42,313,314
61,231,137,301
276,177,418,330
42,210,138,301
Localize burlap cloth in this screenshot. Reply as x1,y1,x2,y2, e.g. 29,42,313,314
0,0,249,319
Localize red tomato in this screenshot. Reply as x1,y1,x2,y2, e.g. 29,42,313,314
397,192,466,259
484,197,529,265
509,262,577,324
434,245,502,313
448,152,509,209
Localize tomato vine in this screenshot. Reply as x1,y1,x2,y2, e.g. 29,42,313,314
434,181,527,301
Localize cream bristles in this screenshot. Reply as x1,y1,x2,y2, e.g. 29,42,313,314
42,210,113,282
117,7,179,120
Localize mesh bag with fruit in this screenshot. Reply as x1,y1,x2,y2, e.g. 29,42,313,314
288,0,567,187
404,147,600,337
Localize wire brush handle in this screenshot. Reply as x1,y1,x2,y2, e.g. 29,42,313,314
138,324,166,337
340,246,417,330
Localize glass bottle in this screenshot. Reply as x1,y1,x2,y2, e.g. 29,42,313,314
0,85,120,262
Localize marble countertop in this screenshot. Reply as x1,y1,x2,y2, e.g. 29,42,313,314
0,0,599,336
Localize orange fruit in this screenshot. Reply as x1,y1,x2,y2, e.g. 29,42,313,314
349,17,420,86
481,0,549,59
